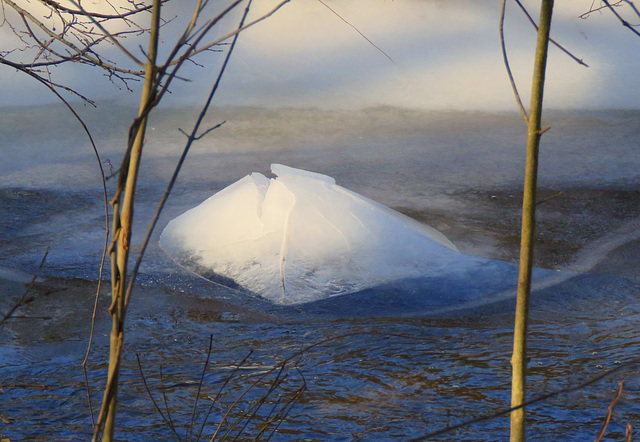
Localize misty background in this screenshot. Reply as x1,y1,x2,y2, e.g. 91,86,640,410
1,0,639,110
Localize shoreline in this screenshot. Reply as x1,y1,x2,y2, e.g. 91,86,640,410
2,187,639,329
397,188,640,278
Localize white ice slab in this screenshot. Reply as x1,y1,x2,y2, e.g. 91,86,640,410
160,164,460,305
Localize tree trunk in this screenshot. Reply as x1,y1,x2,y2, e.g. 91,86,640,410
510,1,554,441
93,1,161,440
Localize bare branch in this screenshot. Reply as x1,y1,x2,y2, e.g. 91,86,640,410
601,0,640,37
513,0,589,66
196,350,255,440
500,0,528,123
0,249,49,327
410,357,640,441
316,0,394,63
171,0,291,64
580,0,624,19
136,354,183,439
40,0,156,19
178,120,225,141
66,0,144,66
188,334,214,440
627,0,640,18
2,0,146,76
0,57,96,104
595,381,625,442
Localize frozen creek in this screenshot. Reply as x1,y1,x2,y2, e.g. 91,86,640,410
1,105,639,439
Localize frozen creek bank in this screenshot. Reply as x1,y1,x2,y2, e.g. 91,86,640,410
1,184,639,318
1,106,640,314
1,106,640,440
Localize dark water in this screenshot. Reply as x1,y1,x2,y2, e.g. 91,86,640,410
2,275,640,440
1,105,639,440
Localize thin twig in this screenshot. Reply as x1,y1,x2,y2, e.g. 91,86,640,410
580,0,624,19
409,357,639,441
2,0,145,77
178,121,225,141
601,0,640,37
316,0,394,63
148,0,243,107
595,380,625,442
136,354,183,439
189,334,215,440
500,0,528,123
196,350,254,441
66,0,144,66
261,368,307,441
536,190,563,206
40,0,157,19
160,365,178,436
215,367,289,440
0,58,97,104
209,332,391,441
0,248,49,327
225,366,288,439
266,385,306,440
512,0,589,66
172,0,291,63
627,0,640,19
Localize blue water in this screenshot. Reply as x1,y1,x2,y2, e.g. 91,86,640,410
2,274,640,440
1,105,640,440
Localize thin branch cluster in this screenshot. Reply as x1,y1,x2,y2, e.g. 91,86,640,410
583,0,640,37
0,0,157,101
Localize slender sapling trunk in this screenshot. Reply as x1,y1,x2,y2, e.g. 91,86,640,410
510,0,554,440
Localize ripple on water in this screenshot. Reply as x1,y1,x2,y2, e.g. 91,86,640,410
1,271,640,440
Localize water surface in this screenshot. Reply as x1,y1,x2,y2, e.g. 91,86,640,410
1,105,639,440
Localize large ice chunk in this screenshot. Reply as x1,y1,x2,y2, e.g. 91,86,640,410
160,164,460,305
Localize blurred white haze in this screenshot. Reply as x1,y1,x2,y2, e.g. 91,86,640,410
1,0,640,110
